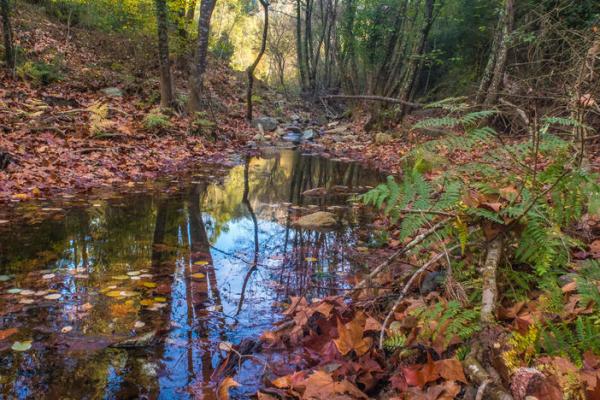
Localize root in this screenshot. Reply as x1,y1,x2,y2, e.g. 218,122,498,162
463,354,513,400
480,235,504,325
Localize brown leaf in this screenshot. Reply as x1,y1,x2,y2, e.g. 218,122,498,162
334,312,373,357
434,359,467,383
217,377,239,400
301,370,368,399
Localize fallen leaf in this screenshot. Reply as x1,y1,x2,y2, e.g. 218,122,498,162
334,312,373,356
0,328,18,341
217,377,239,400
11,341,32,352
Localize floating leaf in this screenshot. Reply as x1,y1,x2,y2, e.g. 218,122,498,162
194,261,209,266
61,326,73,334
20,290,35,296
19,298,34,304
140,299,154,306
7,288,22,294
0,275,12,282
34,290,49,296
106,291,123,298
0,328,18,341
113,275,130,280
305,257,318,262
11,341,32,352
190,273,206,279
42,273,55,280
142,281,157,288
44,293,61,300
127,271,141,276
134,321,146,329
218,341,234,352
154,297,167,303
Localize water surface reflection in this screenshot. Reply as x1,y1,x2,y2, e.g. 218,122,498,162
0,150,381,399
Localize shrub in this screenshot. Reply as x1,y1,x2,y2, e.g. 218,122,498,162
16,58,63,85
143,110,171,132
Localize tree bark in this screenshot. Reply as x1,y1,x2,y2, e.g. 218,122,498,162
154,0,175,108
480,235,503,324
188,0,218,112
246,0,269,121
1,0,15,72
295,0,307,91
478,0,514,106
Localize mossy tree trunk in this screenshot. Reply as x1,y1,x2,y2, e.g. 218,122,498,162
1,0,15,72
188,0,217,112
154,0,175,108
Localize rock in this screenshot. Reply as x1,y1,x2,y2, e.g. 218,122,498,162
252,117,278,132
558,273,578,286
101,87,123,97
284,125,303,134
282,132,302,144
294,211,337,230
302,129,317,141
0,151,12,171
374,132,393,145
419,271,446,295
252,133,266,142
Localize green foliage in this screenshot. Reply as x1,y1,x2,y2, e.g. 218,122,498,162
17,58,64,85
143,110,171,132
189,112,217,137
383,333,407,352
212,32,235,62
540,317,600,366
412,301,481,345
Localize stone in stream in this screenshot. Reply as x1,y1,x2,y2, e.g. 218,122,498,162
252,116,278,132
282,131,303,144
302,129,317,141
294,211,337,230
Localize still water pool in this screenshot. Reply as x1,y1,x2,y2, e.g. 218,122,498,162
0,149,381,399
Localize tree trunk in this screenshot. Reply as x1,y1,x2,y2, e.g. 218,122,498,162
398,0,435,116
1,0,15,72
481,235,504,325
186,0,197,21
478,0,514,106
295,0,307,91
246,0,269,121
188,0,217,112
154,0,175,108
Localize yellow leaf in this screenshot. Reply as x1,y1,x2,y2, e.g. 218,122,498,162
194,260,209,265
190,273,206,279
305,257,318,262
142,281,157,288
140,299,154,306
154,297,167,303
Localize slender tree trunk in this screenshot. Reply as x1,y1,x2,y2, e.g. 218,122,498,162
398,0,435,115
1,0,15,72
155,0,175,108
246,0,269,121
186,0,197,21
478,0,514,106
295,0,307,91
188,0,217,112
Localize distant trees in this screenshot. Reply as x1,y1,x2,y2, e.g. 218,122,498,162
1,0,15,72
154,0,175,108
188,0,218,112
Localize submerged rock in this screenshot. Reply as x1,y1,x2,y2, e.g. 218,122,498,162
252,117,278,132
295,211,337,230
282,131,303,144
302,129,317,141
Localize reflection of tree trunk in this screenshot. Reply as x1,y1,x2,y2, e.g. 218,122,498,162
237,157,260,315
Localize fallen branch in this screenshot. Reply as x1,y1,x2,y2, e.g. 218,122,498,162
379,244,460,349
322,95,422,109
463,354,513,400
354,218,450,291
480,235,504,324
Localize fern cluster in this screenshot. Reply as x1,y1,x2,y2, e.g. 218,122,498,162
541,317,600,366
411,301,481,345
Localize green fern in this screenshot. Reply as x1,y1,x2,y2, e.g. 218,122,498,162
412,301,481,345
383,333,407,352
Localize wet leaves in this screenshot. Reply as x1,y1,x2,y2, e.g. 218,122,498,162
0,328,18,341
43,293,61,300
217,377,240,400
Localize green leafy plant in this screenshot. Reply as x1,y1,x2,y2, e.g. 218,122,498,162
143,110,171,132
412,301,481,345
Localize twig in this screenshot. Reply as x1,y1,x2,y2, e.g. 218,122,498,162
378,244,460,349
463,353,513,400
322,94,422,109
354,218,450,291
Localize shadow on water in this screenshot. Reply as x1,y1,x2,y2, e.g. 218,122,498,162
0,149,382,399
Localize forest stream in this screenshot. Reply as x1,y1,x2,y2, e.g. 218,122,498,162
0,149,382,399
